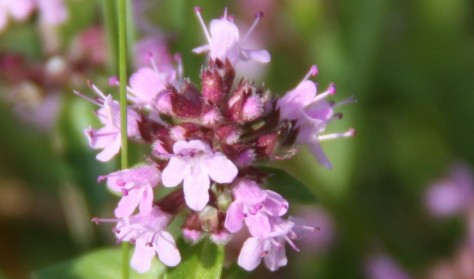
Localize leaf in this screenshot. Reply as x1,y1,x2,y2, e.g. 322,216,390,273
165,238,224,279
32,248,166,279
259,167,318,204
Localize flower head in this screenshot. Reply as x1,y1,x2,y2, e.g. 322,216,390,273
193,7,270,66
99,165,161,217
114,207,180,272
78,84,140,162
161,140,238,211
225,179,288,238
277,65,355,168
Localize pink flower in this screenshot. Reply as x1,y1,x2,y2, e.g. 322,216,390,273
161,140,238,211
36,0,67,26
113,207,181,272
193,7,270,66
425,163,474,217
237,217,303,271
277,65,355,168
0,0,35,32
99,165,161,217
225,179,288,238
365,254,412,279
78,84,140,162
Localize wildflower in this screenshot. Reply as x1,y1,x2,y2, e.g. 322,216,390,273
277,65,355,168
36,0,68,26
237,217,314,271
161,140,238,211
78,85,140,162
193,7,270,66
0,0,35,32
225,179,288,238
99,165,161,217
93,206,181,273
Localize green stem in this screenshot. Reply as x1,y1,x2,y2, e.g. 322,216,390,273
118,0,130,278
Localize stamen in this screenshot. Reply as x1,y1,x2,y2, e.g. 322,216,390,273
318,128,356,141
284,235,300,252
300,65,318,83
240,11,264,45
88,81,108,99
334,95,357,108
194,7,212,45
73,90,102,106
174,53,183,81
91,217,120,224
312,82,336,103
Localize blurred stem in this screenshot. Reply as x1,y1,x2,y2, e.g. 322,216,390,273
102,0,118,73
118,0,130,278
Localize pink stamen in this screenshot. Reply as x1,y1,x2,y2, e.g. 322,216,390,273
284,235,300,252
73,90,102,106
313,83,336,103
300,65,319,83
194,6,212,44
240,11,264,45
108,76,119,86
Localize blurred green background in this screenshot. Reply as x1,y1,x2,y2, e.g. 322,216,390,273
0,0,473,278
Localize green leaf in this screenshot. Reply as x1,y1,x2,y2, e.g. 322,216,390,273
165,238,224,279
32,248,166,279
259,167,318,204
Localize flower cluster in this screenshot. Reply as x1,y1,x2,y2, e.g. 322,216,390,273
85,8,354,273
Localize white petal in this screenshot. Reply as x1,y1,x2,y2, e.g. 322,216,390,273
205,152,238,184
183,164,210,211
131,239,156,273
242,49,271,63
156,231,181,266
238,237,264,271
162,157,188,187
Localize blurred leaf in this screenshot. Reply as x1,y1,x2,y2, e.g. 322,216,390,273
32,248,166,279
259,167,318,204
165,238,224,279
221,263,249,279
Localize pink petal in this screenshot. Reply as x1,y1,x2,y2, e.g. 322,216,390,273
305,99,333,122
279,80,317,119
129,67,165,105
131,239,156,273
307,141,333,169
162,158,187,187
262,190,288,216
115,193,140,217
209,19,240,62
138,185,154,214
264,244,287,271
96,132,121,162
233,179,267,204
246,212,271,238
156,231,181,266
37,0,67,25
242,49,271,63
192,44,210,54
9,0,35,20
224,202,244,233
238,237,264,271
173,139,211,154
183,165,210,211
0,8,8,32
205,152,238,184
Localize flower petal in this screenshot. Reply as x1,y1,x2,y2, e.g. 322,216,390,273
156,231,181,266
162,157,187,187
246,212,271,238
307,141,333,169
224,202,244,233
238,237,264,271
264,244,287,271
205,152,238,184
138,185,154,214
131,239,156,273
115,193,140,218
242,49,271,63
183,165,210,211
96,132,121,162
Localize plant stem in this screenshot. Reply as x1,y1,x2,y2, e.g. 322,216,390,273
102,0,118,73
118,0,130,278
